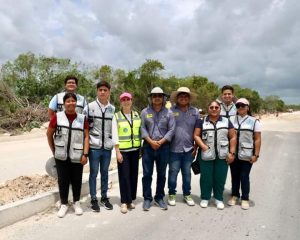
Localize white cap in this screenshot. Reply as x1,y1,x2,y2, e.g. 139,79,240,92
45,157,58,179
236,98,250,106
149,87,166,96
150,87,164,94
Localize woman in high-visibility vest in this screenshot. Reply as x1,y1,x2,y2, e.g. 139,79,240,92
114,92,142,214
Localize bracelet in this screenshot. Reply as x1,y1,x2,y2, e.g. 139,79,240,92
229,152,235,156
254,154,259,158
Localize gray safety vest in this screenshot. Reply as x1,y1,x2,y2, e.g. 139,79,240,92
234,115,257,161
201,116,230,160
56,92,86,114
54,112,85,163
86,100,115,150
220,102,237,123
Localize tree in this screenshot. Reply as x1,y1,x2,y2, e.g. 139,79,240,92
232,84,262,113
262,95,284,113
0,52,94,104
138,59,164,93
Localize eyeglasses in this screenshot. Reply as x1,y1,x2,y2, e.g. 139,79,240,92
236,103,247,109
152,94,164,98
121,98,131,102
209,106,220,110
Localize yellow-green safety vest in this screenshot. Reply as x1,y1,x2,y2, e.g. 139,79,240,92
115,111,141,150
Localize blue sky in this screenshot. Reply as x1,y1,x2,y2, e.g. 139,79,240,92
1,0,300,103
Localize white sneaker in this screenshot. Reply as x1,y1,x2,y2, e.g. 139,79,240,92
200,200,209,208
215,200,225,210
184,195,195,206
57,204,68,218
168,195,176,206
73,201,83,215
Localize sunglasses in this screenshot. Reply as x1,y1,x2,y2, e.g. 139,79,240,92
152,94,164,98
121,97,131,102
236,103,247,109
209,106,220,110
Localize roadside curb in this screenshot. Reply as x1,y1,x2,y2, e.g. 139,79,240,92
0,169,119,229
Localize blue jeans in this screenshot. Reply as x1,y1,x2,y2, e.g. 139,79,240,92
168,151,193,196
142,143,170,201
89,148,112,199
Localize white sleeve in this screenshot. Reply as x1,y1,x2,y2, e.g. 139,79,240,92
254,120,262,132
111,115,119,145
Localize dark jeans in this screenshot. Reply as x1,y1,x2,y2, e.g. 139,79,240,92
55,158,83,204
117,149,140,204
142,143,170,201
230,159,253,200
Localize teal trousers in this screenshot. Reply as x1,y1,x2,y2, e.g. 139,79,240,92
199,157,228,201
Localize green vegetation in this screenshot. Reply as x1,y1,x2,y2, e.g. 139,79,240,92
0,52,298,131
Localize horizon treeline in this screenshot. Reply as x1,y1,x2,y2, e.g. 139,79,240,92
1,52,298,119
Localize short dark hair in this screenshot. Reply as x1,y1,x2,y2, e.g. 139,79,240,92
65,76,78,85
97,80,111,90
63,92,77,103
221,85,234,93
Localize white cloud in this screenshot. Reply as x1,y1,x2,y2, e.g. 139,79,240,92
0,0,300,103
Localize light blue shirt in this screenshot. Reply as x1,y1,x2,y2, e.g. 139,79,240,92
48,92,87,111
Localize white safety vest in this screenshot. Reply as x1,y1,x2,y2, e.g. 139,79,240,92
56,92,86,114
54,112,85,163
220,102,237,123
86,101,115,150
234,115,257,161
201,116,230,160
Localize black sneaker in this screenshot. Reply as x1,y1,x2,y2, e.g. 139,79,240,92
100,197,113,210
91,198,100,212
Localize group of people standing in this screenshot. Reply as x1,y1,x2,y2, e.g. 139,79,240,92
46,76,261,218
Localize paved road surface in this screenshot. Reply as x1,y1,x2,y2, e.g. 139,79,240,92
0,131,51,183
0,129,300,240
0,130,117,183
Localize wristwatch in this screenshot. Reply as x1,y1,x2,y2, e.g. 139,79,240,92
254,154,259,158
83,153,89,157
229,152,235,156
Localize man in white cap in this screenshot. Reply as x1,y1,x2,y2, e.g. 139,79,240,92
141,87,175,211
168,87,199,207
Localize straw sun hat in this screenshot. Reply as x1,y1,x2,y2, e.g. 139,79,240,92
170,87,197,104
